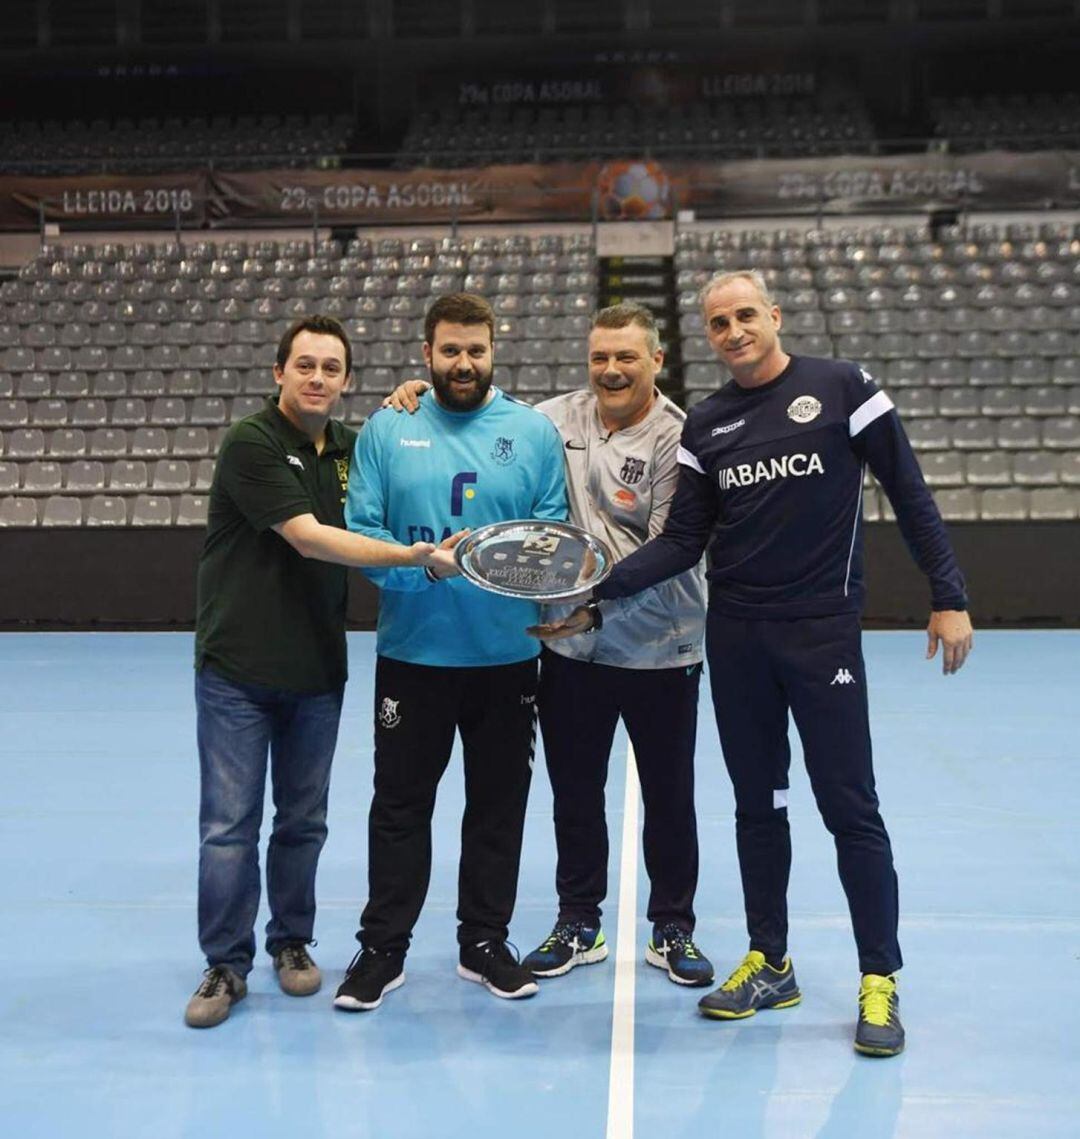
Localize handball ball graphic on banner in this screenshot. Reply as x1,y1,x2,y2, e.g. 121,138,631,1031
595,160,673,220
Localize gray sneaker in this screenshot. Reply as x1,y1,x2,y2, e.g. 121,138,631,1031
273,942,322,997
698,950,801,1020
184,965,247,1028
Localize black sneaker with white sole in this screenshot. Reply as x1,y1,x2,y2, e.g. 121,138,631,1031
458,940,539,999
333,947,406,1011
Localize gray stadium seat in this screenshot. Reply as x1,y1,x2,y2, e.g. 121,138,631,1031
32,400,69,428
964,452,1011,486
0,462,18,493
230,396,263,421
111,399,147,427
23,461,63,493
131,496,175,526
18,373,51,399
194,459,215,490
40,495,82,527
893,388,936,418
71,399,109,427
938,388,979,417
0,400,29,427
934,488,979,521
149,398,187,426
6,428,45,458
1012,452,1060,486
152,460,192,491
0,496,38,526
1028,488,1077,520
172,427,212,457
979,488,1028,520
1042,417,1080,450
48,428,86,458
996,418,1041,450
85,495,128,526
980,387,1023,417
65,460,106,492
950,417,1001,450
176,494,209,527
108,460,148,491
190,397,228,425
55,372,90,398
91,371,127,397
904,419,950,450
919,452,964,487
130,427,170,457
968,359,1008,386
88,428,128,458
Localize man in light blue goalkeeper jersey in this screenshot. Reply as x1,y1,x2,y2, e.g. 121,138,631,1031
333,293,567,1011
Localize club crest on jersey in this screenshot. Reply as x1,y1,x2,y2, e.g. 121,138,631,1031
787,396,822,424
619,456,646,485
378,697,401,729
334,457,350,492
491,436,516,465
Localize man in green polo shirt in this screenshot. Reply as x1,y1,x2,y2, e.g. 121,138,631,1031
185,314,458,1029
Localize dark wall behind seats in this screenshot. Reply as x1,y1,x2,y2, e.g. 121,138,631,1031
0,523,1076,631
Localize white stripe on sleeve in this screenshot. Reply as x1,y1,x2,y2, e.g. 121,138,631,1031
849,389,895,437
677,445,705,474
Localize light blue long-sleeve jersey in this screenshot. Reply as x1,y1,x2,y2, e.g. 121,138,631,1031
345,388,567,667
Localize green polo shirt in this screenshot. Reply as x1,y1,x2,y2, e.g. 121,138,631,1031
195,397,358,693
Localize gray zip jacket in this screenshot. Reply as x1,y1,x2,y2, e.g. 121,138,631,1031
536,388,706,670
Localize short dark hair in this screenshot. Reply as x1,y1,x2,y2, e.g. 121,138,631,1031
275,314,352,376
424,293,495,346
591,302,661,354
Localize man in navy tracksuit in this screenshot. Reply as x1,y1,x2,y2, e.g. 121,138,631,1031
573,270,973,1056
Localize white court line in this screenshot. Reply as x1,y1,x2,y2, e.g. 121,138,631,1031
606,741,640,1139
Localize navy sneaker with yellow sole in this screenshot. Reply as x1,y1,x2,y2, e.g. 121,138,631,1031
698,950,801,1019
854,973,905,1057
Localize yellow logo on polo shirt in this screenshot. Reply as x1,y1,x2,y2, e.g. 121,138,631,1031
334,457,350,493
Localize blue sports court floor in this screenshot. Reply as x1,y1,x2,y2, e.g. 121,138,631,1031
1,630,1077,1139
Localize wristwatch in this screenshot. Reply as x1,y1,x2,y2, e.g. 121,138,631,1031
582,600,603,634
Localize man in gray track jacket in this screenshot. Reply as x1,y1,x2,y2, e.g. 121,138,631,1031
522,303,714,986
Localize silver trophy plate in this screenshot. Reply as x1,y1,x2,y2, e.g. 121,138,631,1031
454,519,614,600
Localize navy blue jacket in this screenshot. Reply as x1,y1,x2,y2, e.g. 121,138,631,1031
594,355,967,619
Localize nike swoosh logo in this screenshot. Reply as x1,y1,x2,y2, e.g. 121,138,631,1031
565,441,586,450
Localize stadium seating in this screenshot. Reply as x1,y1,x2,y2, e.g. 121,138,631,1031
0,232,597,527
395,94,876,167
0,113,354,175
674,220,1080,522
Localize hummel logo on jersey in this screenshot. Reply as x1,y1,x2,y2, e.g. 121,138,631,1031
286,454,304,470
717,451,824,490
400,438,431,448
830,668,856,686
711,418,746,437
378,697,402,729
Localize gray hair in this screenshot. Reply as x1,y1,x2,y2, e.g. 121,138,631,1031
591,301,662,355
698,269,776,312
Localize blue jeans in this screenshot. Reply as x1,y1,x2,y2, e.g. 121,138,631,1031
196,665,344,976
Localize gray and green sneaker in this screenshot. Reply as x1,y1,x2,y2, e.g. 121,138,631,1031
522,921,608,977
698,950,801,1019
645,923,714,986
854,973,905,1057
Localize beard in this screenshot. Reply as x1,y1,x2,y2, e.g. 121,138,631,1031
429,360,494,412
